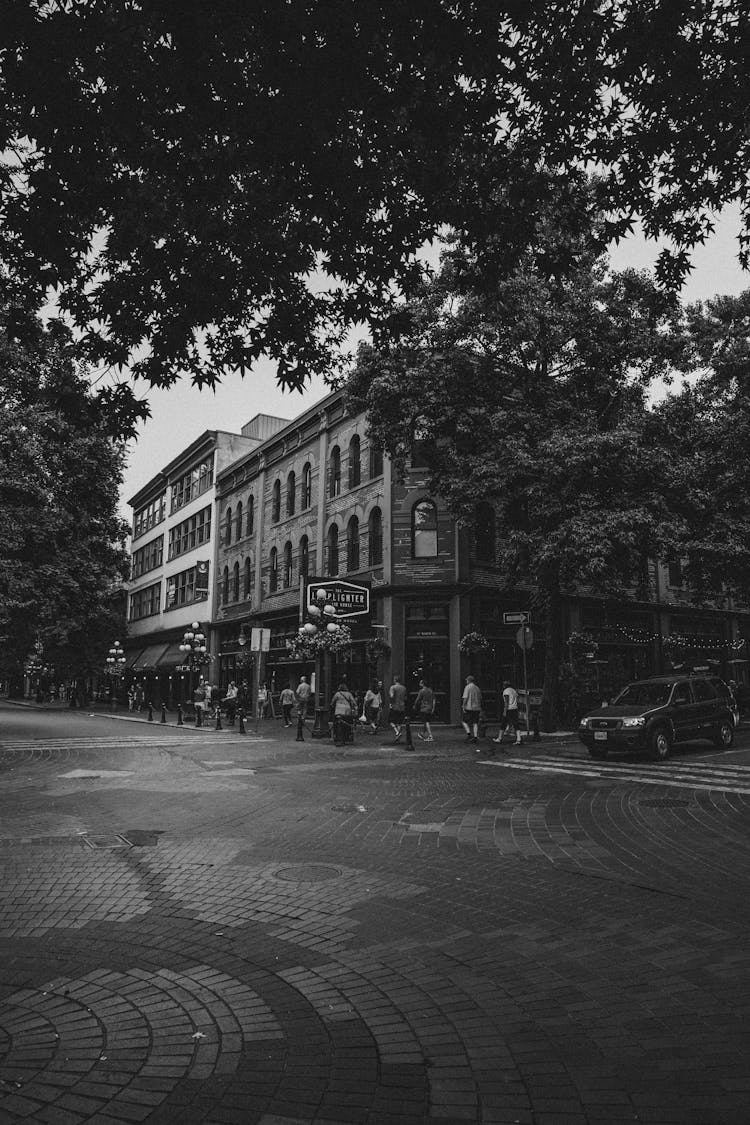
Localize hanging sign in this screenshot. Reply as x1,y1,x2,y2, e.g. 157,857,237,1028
306,579,370,619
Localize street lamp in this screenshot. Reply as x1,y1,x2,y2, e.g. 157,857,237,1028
105,640,126,711
303,590,342,739
178,621,208,726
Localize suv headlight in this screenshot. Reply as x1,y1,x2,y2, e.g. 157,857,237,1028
621,716,646,728
579,718,591,728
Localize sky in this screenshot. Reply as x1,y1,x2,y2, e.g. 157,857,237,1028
120,205,749,516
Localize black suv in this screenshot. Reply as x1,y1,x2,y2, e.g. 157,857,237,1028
578,675,736,761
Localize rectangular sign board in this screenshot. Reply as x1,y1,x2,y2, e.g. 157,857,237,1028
503,611,529,625
250,627,271,652
307,579,370,619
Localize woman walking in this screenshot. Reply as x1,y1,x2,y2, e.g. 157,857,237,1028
413,679,435,742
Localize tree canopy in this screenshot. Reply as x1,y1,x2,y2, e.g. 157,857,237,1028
2,1,749,422
0,288,130,689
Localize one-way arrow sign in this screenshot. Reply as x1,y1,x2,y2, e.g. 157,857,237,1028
503,611,529,625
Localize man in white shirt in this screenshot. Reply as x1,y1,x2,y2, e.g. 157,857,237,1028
494,679,522,745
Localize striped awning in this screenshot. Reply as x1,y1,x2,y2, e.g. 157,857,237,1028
156,643,188,668
131,644,169,670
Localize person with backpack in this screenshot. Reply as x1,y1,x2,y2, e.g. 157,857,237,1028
331,681,357,745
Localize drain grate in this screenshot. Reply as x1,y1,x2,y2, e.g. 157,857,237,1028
637,798,692,808
274,864,342,883
81,833,132,850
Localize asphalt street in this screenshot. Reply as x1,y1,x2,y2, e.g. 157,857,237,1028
2,702,750,1125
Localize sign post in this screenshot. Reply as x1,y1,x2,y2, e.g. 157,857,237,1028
515,624,534,738
250,628,271,732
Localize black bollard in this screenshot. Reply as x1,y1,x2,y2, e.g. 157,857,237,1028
403,714,415,751
238,708,246,734
215,708,222,731
147,701,154,722
295,710,305,741
160,703,167,724
195,706,203,728
177,704,183,727
532,714,541,741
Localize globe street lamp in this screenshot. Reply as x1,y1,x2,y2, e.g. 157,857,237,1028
178,621,208,726
105,640,127,711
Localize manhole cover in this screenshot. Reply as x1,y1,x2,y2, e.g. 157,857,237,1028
274,864,342,882
637,798,692,808
331,804,367,813
81,834,132,850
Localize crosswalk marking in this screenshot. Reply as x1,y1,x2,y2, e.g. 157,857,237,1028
0,735,265,751
479,753,750,795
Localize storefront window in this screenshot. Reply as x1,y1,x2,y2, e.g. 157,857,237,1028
405,604,450,720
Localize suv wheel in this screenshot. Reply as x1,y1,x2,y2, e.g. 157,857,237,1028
649,725,672,761
714,718,735,750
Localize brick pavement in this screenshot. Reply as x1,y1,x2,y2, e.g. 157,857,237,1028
3,704,750,1122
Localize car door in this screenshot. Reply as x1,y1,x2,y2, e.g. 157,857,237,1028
670,680,697,743
691,678,719,738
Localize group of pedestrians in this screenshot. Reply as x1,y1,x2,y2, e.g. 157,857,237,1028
461,674,523,749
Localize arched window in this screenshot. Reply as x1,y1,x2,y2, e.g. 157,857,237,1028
222,565,229,605
244,556,252,598
475,502,496,563
412,499,438,558
348,435,361,489
232,561,240,601
225,506,233,546
286,471,296,517
368,507,383,566
329,446,341,498
235,500,243,542
302,462,312,509
369,444,383,479
283,541,293,588
272,479,281,522
299,534,309,578
247,494,254,536
327,524,339,576
347,515,360,571
269,547,278,592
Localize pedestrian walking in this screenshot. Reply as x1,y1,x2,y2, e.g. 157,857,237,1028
389,676,408,742
222,680,238,723
363,680,382,733
295,676,312,722
331,681,357,745
257,682,269,720
493,679,522,745
461,675,482,748
280,684,295,726
203,682,214,718
413,679,435,741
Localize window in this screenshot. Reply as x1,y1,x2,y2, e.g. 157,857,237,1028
413,500,438,557
164,564,209,609
692,679,718,702
129,581,161,621
348,435,361,489
131,535,163,579
302,462,312,509
411,423,433,469
269,547,278,592
244,556,252,598
233,561,240,601
222,565,229,605
167,506,212,560
347,516,360,571
225,506,233,546
299,535,309,578
327,524,339,576
369,444,383,479
170,454,214,513
475,503,496,563
286,471,296,517
235,500,243,541
329,446,341,498
133,495,166,540
668,559,684,586
283,541,293,588
247,494,254,536
368,507,383,566
272,479,281,522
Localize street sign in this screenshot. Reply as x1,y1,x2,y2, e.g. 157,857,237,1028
516,626,534,651
250,627,271,652
306,579,370,619
503,611,529,625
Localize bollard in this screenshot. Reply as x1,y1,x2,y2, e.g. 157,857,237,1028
403,714,415,750
215,708,223,731
160,703,167,724
295,710,305,741
177,704,183,727
532,714,541,741
195,706,203,728
147,701,154,722
238,708,246,734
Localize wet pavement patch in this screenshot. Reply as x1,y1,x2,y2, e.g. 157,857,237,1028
274,864,342,882
124,829,163,847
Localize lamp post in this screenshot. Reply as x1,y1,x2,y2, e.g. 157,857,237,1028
178,622,208,725
303,590,341,739
105,640,126,711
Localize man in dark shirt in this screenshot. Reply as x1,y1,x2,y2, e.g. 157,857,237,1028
389,676,408,742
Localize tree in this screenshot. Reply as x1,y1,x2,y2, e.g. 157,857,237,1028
347,186,687,729
0,289,131,693
1,1,749,422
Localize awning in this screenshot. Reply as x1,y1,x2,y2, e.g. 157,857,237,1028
132,643,170,670
124,649,144,668
156,642,187,669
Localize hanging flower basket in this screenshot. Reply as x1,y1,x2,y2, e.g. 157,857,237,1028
365,636,391,662
567,631,599,658
287,623,354,661
458,631,490,656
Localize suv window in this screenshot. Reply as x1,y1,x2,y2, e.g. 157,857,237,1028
692,679,718,702
614,682,673,707
671,682,693,705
